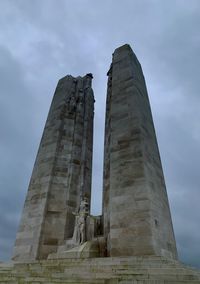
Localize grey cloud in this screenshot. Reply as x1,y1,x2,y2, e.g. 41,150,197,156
0,45,39,260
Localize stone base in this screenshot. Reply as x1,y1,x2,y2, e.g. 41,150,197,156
0,256,200,283
48,241,100,259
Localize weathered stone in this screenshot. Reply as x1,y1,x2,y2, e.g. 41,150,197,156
13,74,95,261
103,44,177,259
1,256,200,283
8,44,200,283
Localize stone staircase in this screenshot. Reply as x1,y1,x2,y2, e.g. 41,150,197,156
0,256,200,283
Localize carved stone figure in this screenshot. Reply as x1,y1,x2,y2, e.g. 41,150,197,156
69,95,76,112
72,197,89,245
77,215,86,244
12,74,94,261
77,91,85,114
79,197,89,215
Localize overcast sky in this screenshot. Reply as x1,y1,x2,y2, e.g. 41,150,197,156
0,0,200,268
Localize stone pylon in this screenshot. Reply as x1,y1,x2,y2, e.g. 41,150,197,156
13,74,94,261
103,44,177,259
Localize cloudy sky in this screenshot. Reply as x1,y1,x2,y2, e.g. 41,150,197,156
0,0,200,268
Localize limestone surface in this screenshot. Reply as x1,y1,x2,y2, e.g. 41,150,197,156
103,44,177,259
13,74,95,261
9,44,199,283
1,257,200,283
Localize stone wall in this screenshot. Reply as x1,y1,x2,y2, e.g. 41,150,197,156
103,44,177,259
13,74,94,261
1,256,200,283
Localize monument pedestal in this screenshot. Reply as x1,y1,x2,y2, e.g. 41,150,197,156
48,241,100,259
1,257,200,283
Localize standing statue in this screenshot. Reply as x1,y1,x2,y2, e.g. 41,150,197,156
72,197,89,245
77,214,85,245
77,91,85,115
68,95,76,112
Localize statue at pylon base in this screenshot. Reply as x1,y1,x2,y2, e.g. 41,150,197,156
72,197,89,245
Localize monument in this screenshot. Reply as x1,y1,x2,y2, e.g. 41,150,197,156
0,44,200,283
103,44,177,259
13,73,95,261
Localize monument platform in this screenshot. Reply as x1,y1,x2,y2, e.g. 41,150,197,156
0,256,200,283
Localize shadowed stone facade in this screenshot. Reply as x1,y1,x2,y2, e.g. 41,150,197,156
13,73,94,261
103,44,177,259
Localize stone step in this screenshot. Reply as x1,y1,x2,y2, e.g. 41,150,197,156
98,280,197,283
0,276,200,283
10,263,197,274
0,276,107,284
0,257,200,283
10,261,189,269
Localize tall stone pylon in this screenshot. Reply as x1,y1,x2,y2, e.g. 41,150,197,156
13,73,94,261
103,44,177,259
